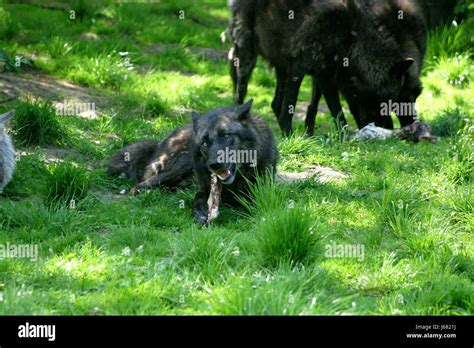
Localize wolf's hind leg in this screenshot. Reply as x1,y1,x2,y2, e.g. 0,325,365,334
129,154,193,195
322,81,347,129
129,174,165,195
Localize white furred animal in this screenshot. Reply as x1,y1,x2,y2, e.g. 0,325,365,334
0,110,16,194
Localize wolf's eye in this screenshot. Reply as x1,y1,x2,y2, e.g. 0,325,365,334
200,142,208,158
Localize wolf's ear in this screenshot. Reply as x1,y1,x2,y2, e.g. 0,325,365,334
391,58,414,77
0,110,15,124
235,98,253,120
191,111,200,132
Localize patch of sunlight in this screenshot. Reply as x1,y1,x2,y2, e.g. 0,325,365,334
342,202,377,229
44,243,111,281
129,71,210,103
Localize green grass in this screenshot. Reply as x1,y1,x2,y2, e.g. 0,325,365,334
0,0,472,315
447,120,474,184
424,21,473,71
11,99,69,146
237,176,320,267
430,106,465,136
256,204,319,268
44,162,90,207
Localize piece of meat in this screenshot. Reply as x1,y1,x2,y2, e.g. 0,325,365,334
394,120,439,143
352,123,394,140
207,174,222,224
352,121,438,143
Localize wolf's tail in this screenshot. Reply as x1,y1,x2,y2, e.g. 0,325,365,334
106,140,159,182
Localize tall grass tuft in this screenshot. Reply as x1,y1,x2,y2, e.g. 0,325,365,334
430,107,465,137
143,95,168,118
236,173,289,218
376,184,419,237
12,99,69,146
237,174,318,267
435,54,472,88
424,21,472,71
447,186,473,230
70,0,105,21
278,134,319,158
256,204,318,268
0,8,20,40
448,120,474,184
44,162,89,207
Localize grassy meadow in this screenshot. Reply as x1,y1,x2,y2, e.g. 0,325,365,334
0,0,473,315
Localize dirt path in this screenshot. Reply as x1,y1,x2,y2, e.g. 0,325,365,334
0,70,109,119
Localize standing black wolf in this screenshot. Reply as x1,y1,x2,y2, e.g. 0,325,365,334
229,0,427,135
228,0,350,134
107,99,278,225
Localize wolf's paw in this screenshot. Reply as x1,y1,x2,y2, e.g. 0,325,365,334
193,191,210,226
129,186,141,196
193,210,209,226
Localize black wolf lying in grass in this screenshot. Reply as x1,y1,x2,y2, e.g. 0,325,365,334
107,99,278,225
228,0,427,136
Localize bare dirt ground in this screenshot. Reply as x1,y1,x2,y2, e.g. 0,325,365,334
0,70,109,119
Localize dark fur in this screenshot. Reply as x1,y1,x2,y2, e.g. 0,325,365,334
415,0,456,28
191,99,278,225
107,100,278,225
107,125,194,194
229,0,427,135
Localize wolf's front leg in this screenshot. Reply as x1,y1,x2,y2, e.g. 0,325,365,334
192,191,209,226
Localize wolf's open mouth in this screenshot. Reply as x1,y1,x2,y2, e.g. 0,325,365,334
212,165,236,185
216,169,231,181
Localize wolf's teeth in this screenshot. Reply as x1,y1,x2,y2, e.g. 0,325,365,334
217,169,231,180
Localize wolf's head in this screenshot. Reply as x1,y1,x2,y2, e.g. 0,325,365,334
191,99,255,185
345,57,423,124
344,0,425,125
